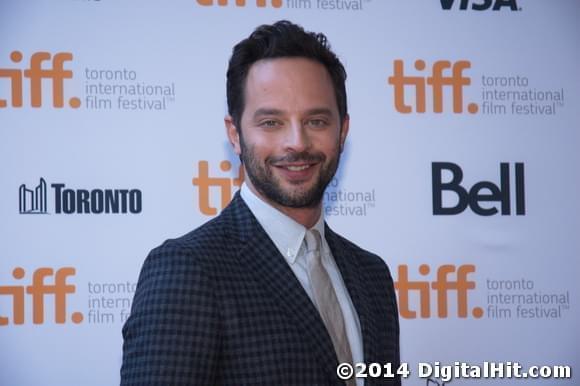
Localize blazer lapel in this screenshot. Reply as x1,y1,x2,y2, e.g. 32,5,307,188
325,224,381,365
224,193,340,377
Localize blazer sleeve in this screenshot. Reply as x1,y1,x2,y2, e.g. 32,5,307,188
120,242,220,385
386,263,401,386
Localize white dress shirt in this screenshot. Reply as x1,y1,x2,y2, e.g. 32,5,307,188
240,184,364,385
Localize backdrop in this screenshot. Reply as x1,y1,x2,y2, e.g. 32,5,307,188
1,0,578,385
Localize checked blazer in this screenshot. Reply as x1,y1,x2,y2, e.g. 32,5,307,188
121,192,400,386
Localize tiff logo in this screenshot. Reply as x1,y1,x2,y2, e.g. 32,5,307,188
197,0,283,7
192,160,244,216
0,51,80,108
0,267,83,325
394,264,483,319
19,178,48,214
388,59,478,114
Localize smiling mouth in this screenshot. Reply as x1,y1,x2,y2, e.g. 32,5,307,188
284,164,312,171
269,153,324,176
272,163,318,179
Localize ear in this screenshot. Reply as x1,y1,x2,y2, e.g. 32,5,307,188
339,114,350,152
225,115,241,155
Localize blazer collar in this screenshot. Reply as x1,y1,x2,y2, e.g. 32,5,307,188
240,183,307,264
222,192,340,376
222,192,381,372
325,224,382,365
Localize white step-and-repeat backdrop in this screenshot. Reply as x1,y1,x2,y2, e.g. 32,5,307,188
1,0,578,385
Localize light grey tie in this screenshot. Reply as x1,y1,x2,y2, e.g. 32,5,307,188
304,229,355,384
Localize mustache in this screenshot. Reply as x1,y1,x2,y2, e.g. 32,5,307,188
267,151,325,164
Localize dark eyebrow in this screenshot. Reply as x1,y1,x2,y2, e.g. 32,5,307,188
252,107,334,119
253,108,284,119
305,108,333,116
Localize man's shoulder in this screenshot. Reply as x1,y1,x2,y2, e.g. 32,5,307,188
151,211,235,260
133,215,240,297
151,193,252,254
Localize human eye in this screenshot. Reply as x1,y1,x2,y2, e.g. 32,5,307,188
306,118,329,128
259,119,281,129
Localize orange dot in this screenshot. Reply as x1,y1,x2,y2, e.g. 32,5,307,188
467,103,479,114
10,51,23,62
419,264,430,275
272,0,283,7
472,307,484,318
220,160,231,172
72,312,84,324
69,97,81,108
414,60,426,71
13,267,25,279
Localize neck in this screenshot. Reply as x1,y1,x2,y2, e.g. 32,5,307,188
246,183,322,229
275,204,321,229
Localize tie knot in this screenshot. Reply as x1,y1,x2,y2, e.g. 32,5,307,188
305,229,322,253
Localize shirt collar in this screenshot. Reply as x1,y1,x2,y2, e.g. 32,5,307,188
240,183,325,264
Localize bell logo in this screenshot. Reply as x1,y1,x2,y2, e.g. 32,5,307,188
0,51,80,109
192,160,244,216
394,264,483,319
432,162,525,216
388,59,478,114
0,267,83,325
197,0,283,7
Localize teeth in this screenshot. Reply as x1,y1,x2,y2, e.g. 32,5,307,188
286,165,310,171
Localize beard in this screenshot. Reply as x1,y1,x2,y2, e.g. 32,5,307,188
239,134,341,209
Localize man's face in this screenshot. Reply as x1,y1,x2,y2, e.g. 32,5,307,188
227,57,348,209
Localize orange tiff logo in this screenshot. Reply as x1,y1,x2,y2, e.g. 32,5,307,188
0,51,80,108
192,160,244,216
394,264,483,319
388,59,478,114
0,267,83,325
197,0,283,7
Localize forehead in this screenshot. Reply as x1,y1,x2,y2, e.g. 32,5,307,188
243,57,337,114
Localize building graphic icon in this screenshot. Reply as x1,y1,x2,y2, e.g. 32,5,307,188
19,178,48,214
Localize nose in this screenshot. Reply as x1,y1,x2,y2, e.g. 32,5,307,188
283,120,311,153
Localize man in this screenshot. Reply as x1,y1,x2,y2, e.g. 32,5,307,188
121,20,400,385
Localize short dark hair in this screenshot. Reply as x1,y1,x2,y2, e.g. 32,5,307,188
226,20,348,131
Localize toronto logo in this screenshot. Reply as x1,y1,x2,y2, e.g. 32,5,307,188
19,178,48,214
18,178,143,215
